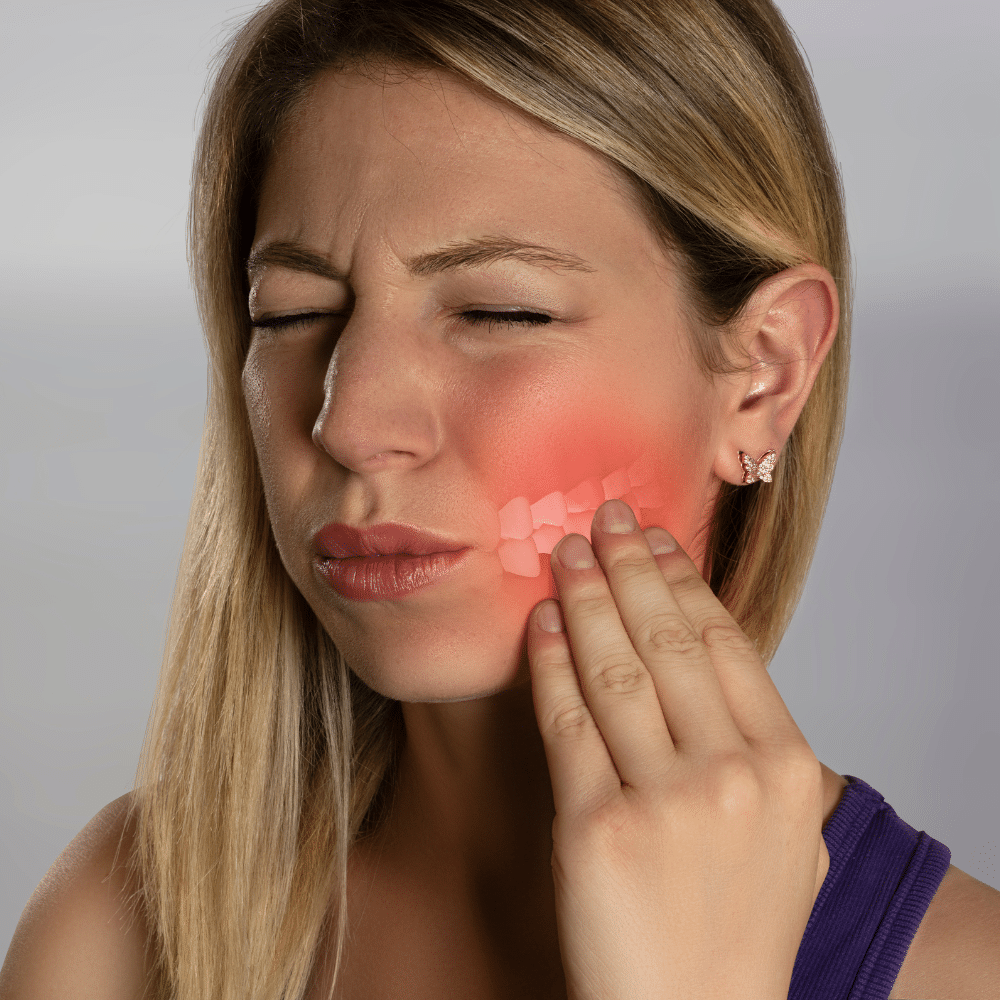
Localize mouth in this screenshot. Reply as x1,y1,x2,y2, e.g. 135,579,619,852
310,453,663,584
314,548,472,601
314,521,469,559
496,453,664,577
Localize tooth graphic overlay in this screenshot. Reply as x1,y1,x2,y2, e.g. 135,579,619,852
497,536,542,577
601,467,630,501
497,453,661,577
564,478,604,513
532,524,565,555
530,491,567,529
498,496,533,540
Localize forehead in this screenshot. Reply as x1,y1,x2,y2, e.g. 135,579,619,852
254,66,672,281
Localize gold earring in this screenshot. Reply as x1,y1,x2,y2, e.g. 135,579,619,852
739,449,777,484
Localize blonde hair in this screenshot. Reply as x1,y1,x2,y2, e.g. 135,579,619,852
127,1,852,997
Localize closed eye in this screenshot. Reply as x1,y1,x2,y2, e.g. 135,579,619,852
250,309,553,332
250,312,335,332
461,310,551,328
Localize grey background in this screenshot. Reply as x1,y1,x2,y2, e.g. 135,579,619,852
2,0,997,949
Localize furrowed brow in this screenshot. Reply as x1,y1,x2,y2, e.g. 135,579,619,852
245,234,597,283
404,236,597,276
246,241,345,283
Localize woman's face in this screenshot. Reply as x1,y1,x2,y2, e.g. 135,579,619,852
245,67,729,702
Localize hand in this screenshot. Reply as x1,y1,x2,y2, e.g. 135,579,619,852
527,498,829,1000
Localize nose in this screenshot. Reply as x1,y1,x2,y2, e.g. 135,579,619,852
311,303,442,474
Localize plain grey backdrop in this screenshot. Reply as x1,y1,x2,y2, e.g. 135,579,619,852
2,0,998,948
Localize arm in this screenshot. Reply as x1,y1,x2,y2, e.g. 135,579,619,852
889,864,1000,1000
0,793,154,1000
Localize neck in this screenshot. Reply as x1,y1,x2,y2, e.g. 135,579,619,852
382,674,555,881
361,668,563,983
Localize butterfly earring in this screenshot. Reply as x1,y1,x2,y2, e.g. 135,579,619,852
739,449,777,484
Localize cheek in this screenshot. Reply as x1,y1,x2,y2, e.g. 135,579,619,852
242,356,272,451
240,349,319,544
456,353,710,579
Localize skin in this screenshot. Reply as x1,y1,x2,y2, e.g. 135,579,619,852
244,65,844,995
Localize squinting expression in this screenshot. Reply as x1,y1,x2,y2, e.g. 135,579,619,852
243,67,726,702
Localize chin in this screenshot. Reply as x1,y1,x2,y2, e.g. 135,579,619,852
314,554,553,704
329,595,535,704
345,641,529,703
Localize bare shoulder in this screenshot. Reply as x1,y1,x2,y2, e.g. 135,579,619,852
0,792,156,1000
889,863,1000,1000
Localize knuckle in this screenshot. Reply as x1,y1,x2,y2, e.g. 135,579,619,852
590,656,649,695
610,551,652,581
665,570,703,597
570,593,613,624
701,621,756,657
545,699,594,740
646,614,702,657
701,753,763,816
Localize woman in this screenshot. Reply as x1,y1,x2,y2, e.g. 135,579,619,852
3,1,998,998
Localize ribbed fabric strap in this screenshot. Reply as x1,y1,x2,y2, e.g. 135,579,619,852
788,775,951,1000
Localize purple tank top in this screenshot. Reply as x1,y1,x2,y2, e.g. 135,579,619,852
788,774,951,999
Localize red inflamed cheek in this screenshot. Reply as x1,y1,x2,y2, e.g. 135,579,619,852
478,386,687,579
451,350,707,579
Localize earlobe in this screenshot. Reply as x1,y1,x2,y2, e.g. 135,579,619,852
713,263,838,486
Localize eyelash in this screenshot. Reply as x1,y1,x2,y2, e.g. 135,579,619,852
250,312,334,332
461,310,551,329
250,310,552,332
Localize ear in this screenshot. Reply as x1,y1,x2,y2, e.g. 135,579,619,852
712,263,839,485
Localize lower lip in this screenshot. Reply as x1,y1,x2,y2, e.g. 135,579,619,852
315,549,471,601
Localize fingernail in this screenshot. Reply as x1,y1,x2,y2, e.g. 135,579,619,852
536,600,564,632
645,527,677,554
597,498,637,534
555,533,595,569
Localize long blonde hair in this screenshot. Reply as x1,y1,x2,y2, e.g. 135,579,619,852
127,1,852,997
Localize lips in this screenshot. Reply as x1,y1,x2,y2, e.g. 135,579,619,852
314,522,470,559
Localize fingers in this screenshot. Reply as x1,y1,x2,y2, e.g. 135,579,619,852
527,498,813,818
528,500,729,807
575,503,745,756
527,601,625,814
641,525,810,750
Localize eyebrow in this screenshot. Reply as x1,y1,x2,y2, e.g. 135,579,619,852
245,235,597,283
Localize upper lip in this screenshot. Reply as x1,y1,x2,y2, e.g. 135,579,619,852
314,522,471,558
